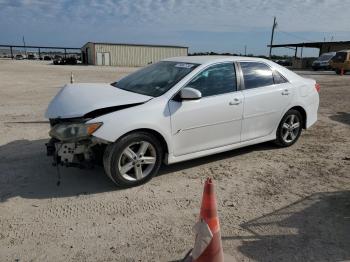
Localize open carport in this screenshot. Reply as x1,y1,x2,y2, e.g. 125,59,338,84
268,41,350,68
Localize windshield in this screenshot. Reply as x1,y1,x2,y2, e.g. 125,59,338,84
317,54,334,62
332,52,347,63
112,61,199,97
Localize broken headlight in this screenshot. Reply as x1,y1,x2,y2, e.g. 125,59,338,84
49,122,102,142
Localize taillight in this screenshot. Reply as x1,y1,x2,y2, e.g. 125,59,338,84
315,83,321,92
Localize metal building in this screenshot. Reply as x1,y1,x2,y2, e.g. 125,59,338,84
81,42,188,67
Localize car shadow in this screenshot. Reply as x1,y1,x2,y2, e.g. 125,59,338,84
329,112,350,126
222,191,350,262
0,138,277,202
0,139,117,202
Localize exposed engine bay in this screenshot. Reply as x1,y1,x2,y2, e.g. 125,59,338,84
46,117,107,168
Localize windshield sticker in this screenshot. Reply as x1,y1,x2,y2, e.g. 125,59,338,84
175,63,195,69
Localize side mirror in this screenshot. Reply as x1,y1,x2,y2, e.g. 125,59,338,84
179,87,202,100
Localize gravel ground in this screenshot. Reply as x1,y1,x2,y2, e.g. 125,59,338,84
0,60,349,262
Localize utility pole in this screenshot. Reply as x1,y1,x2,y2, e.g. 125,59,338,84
269,16,277,58
244,45,247,56
22,36,27,57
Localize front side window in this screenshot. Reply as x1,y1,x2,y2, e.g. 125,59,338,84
240,62,274,89
112,61,199,97
185,63,237,97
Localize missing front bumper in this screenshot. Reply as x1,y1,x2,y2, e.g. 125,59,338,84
46,138,104,168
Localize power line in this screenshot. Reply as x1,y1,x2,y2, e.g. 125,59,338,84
276,29,314,42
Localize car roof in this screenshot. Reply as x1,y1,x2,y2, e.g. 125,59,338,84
162,55,304,83
162,55,269,65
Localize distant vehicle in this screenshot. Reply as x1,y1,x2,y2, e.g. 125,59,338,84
330,50,350,75
15,54,24,60
53,56,77,65
27,54,36,60
46,56,320,187
43,55,52,60
53,56,63,65
275,59,292,67
64,56,77,65
312,52,336,70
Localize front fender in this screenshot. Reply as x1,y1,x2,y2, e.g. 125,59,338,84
88,99,174,154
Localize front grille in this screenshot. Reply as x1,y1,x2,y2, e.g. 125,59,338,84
49,117,86,127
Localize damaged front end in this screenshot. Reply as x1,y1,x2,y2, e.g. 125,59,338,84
44,82,152,169
46,118,107,168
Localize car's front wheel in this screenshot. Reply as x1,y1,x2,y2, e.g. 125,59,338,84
275,109,303,147
103,132,163,187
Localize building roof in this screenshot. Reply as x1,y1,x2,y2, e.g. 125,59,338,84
268,40,350,48
83,42,188,49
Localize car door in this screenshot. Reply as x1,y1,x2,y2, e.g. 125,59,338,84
168,62,244,156
239,61,294,141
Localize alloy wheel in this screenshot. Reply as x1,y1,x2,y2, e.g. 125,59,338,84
281,114,301,143
118,141,157,181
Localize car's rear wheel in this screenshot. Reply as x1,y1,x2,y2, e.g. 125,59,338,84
275,109,303,147
103,132,163,187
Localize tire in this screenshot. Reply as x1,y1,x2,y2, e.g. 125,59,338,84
275,109,303,147
103,132,163,187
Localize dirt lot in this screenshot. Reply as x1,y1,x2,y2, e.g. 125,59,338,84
0,60,349,262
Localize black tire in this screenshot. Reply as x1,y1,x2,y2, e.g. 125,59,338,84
275,109,303,147
103,132,163,188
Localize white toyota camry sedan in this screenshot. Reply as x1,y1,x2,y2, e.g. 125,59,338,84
46,56,319,187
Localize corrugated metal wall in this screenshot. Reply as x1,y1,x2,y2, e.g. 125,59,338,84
93,44,187,66
81,42,94,64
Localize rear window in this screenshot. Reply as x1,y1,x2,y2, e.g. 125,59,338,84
332,52,347,63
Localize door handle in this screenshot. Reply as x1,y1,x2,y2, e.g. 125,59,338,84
281,89,290,95
229,98,241,105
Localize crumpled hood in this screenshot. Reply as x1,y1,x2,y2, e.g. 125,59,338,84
45,83,152,119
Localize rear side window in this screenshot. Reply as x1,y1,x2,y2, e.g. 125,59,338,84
240,62,274,89
273,70,288,84
186,63,237,97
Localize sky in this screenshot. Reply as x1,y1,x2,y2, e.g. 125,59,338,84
0,0,350,57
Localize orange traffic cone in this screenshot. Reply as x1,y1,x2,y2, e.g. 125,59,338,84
182,178,235,262
193,177,223,262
